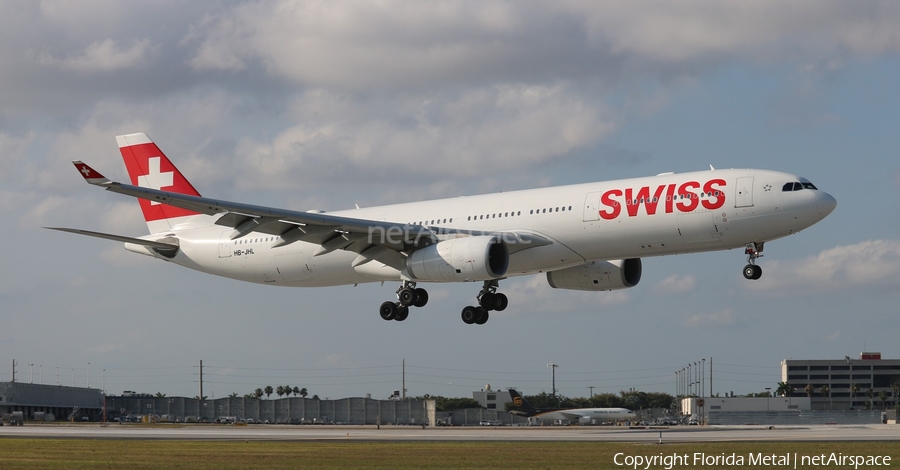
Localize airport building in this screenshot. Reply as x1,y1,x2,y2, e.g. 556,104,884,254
0,382,103,421
472,387,513,410
781,352,900,411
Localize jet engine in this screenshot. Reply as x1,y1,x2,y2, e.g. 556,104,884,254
546,258,641,291
406,235,508,282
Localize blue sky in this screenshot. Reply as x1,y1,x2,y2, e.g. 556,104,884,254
2,1,899,401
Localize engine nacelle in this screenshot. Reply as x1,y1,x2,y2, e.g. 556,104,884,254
406,235,509,282
546,258,641,291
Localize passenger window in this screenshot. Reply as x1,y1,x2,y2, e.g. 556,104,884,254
517,211,521,216
555,207,559,212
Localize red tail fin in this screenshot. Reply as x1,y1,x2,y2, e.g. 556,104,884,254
117,133,201,232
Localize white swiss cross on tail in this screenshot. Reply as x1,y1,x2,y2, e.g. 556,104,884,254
117,133,202,233
138,157,174,205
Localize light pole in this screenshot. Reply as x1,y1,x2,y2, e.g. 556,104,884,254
765,387,771,411
547,363,558,401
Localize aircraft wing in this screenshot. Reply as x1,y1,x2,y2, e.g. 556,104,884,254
70,161,551,268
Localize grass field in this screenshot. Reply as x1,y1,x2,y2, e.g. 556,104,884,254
0,439,898,469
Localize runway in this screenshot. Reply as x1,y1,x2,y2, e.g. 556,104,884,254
3,424,899,442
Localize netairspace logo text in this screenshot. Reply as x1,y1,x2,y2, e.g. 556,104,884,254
614,452,891,469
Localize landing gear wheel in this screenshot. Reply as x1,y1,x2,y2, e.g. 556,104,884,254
743,265,755,280
494,293,508,311
398,287,417,306
461,306,479,324
379,301,397,320
413,288,429,308
394,306,410,321
479,293,497,310
474,308,489,325
743,264,762,280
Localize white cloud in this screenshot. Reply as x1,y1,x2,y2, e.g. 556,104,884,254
749,239,900,293
39,38,157,72
185,1,900,90
232,85,616,191
685,308,743,328
653,274,697,295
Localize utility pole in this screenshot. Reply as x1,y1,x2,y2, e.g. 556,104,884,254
402,359,406,400
709,357,713,397
11,359,14,382
198,359,204,421
701,358,705,398
589,386,594,398
547,363,558,400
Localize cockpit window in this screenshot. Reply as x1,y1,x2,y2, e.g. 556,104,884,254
782,181,819,191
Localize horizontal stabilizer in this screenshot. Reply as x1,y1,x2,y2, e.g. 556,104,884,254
44,227,178,250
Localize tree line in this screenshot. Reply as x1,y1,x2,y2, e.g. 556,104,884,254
240,386,311,400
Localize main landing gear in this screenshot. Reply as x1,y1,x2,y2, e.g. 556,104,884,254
460,280,508,326
743,242,764,280
379,281,428,322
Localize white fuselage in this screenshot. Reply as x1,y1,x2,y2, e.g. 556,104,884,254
126,168,836,287
532,407,636,423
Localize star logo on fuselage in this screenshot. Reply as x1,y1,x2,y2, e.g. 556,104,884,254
763,184,772,192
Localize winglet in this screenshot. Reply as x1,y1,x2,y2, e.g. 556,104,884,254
72,161,112,186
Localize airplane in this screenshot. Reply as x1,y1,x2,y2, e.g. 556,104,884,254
48,133,837,325
506,388,635,424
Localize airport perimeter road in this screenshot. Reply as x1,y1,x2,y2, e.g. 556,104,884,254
2,424,900,442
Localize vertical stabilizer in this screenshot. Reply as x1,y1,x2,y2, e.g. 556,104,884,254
117,133,201,233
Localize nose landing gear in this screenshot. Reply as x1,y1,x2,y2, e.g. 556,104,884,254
743,242,764,280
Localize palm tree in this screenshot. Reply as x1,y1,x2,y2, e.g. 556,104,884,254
850,383,859,409
276,386,285,398
804,384,814,398
892,383,900,409
819,385,830,410
878,391,888,410
264,385,273,399
229,392,238,398
254,388,264,399
155,392,167,398
776,382,793,397
866,388,875,410
300,388,308,399
293,386,300,397
284,385,292,399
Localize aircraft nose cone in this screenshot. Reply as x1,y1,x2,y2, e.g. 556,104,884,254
819,192,837,216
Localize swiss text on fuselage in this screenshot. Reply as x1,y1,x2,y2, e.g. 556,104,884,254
599,179,727,220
